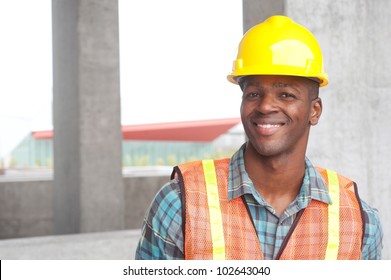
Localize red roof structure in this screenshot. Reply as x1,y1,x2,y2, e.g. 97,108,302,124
32,118,241,142
32,130,53,140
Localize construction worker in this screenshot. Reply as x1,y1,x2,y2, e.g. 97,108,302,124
135,15,383,260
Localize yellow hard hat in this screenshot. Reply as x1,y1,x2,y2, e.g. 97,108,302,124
227,15,328,87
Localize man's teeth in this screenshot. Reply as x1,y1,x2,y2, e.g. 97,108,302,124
257,124,281,128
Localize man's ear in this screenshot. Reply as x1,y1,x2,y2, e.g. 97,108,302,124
310,97,322,125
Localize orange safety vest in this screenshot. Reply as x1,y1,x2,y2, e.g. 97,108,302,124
172,159,364,260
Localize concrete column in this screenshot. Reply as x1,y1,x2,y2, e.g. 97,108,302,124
242,0,284,33
52,0,124,234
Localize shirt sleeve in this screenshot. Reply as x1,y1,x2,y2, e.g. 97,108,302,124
134,179,184,260
360,200,383,260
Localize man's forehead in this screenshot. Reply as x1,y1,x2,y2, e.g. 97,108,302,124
242,75,318,89
244,76,296,87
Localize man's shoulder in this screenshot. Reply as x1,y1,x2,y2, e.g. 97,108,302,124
359,199,383,259
146,178,183,232
152,178,182,207
360,199,382,225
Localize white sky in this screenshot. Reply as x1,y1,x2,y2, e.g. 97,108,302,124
0,0,243,157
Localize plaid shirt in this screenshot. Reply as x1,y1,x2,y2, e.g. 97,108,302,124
135,144,383,260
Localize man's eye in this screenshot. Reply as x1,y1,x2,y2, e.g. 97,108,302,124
246,92,260,98
281,92,295,99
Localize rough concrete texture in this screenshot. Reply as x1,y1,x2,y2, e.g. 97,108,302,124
123,175,168,230
286,0,391,259
0,180,53,238
242,0,284,32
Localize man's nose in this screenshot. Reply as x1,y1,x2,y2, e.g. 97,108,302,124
257,94,278,114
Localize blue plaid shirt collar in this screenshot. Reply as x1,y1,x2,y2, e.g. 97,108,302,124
228,144,332,208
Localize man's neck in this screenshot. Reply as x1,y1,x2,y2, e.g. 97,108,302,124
244,144,306,216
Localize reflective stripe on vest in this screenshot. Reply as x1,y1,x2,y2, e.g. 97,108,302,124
176,159,363,260
202,160,225,259
325,170,340,260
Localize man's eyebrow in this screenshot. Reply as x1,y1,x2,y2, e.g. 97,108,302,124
245,82,293,88
243,81,300,92
273,82,301,93
244,81,260,88
272,82,291,88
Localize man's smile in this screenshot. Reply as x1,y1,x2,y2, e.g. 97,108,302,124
253,121,286,136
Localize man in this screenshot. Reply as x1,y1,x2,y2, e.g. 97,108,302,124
135,15,383,260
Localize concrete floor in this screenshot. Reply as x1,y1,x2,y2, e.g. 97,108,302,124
0,229,141,260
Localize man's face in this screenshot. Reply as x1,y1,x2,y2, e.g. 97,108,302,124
240,75,322,158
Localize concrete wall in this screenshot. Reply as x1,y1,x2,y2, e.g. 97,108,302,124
0,179,53,238
0,174,168,239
